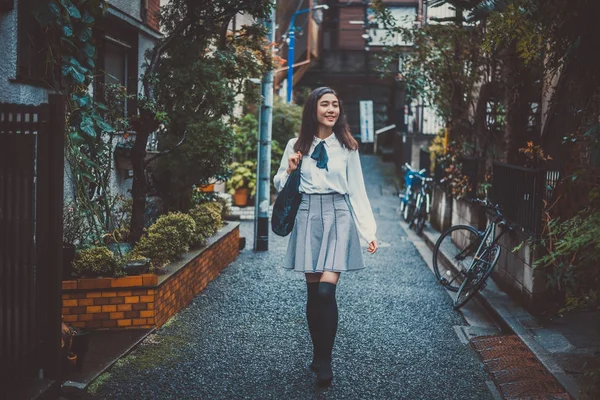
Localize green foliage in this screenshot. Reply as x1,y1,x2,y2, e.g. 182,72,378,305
31,1,133,244
133,212,196,269
230,97,300,194
150,0,274,212
227,161,257,196
72,246,122,278
62,202,87,246
232,114,258,162
272,97,302,145
188,202,224,246
535,208,600,311
154,119,234,211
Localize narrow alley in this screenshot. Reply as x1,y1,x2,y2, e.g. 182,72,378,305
83,155,495,399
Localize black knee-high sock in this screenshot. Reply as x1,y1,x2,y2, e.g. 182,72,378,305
306,282,320,360
317,282,338,363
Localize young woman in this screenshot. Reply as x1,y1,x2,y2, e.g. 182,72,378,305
273,87,378,386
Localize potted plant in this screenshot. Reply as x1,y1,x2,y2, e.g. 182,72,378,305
69,326,90,371
227,161,256,206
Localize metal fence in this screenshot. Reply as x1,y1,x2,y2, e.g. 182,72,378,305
492,162,546,235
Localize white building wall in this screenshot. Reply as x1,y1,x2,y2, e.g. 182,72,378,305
0,4,50,105
106,31,158,199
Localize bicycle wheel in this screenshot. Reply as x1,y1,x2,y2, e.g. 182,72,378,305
432,225,482,292
413,202,427,234
403,198,415,222
453,244,501,309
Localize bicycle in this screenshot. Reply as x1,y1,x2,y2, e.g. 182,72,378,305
408,174,433,234
399,163,426,222
432,198,513,309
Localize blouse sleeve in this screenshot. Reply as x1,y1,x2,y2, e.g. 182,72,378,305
347,149,377,244
273,138,297,192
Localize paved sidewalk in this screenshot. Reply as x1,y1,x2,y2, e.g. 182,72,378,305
81,155,497,400
420,222,600,400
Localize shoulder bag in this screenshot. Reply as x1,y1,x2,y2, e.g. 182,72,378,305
271,161,302,237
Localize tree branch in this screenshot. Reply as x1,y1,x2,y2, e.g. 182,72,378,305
143,15,194,101
144,129,188,167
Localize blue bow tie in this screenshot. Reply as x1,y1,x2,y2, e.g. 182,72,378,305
311,141,329,171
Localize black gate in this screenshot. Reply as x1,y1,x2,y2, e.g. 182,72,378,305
0,95,65,381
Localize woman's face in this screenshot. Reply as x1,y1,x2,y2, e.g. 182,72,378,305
316,93,340,129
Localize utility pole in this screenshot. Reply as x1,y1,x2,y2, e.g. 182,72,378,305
254,1,275,251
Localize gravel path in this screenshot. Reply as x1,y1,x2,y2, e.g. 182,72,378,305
84,155,493,400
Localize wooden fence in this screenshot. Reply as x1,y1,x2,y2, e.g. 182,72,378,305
0,95,65,381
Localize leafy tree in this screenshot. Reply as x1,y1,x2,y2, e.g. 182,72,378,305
129,0,274,241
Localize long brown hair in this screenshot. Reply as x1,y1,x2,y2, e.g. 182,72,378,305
293,87,358,154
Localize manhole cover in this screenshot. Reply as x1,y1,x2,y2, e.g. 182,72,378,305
499,377,565,398
471,335,524,351
490,366,553,385
470,334,572,399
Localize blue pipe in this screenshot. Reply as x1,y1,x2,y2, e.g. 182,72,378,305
286,9,311,103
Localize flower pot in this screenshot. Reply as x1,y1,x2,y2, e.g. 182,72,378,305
123,258,150,276
233,188,249,207
200,183,215,192
63,245,76,280
71,331,90,371
67,352,77,367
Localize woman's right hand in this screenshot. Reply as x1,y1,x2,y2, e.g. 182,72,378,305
287,151,303,174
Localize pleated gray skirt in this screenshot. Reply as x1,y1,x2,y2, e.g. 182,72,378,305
284,193,365,273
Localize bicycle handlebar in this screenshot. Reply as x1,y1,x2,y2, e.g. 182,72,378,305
412,175,433,182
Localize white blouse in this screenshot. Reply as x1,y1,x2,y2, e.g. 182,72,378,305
273,135,377,244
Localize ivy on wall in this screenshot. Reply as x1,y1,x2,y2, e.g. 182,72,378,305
31,0,117,243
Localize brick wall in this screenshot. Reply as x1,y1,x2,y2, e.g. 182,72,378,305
155,225,240,327
62,224,240,330
62,276,158,329
143,0,160,31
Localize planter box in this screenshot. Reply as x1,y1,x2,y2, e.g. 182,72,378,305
62,223,240,330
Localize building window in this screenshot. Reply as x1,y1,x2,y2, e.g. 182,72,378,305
17,1,57,85
103,37,131,117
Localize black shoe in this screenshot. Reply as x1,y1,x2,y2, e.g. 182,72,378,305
316,361,333,386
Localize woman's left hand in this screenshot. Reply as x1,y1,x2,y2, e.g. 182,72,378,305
367,240,378,254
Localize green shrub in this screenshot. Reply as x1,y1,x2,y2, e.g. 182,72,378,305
133,212,196,268
215,196,231,220
72,247,122,278
189,201,223,246
535,208,600,311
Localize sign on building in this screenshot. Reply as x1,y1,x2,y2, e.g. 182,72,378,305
360,100,374,143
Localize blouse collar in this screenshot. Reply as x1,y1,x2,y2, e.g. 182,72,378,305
313,133,337,147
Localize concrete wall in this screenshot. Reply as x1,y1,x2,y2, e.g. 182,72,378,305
451,197,486,231
108,0,141,20
0,3,50,105
430,185,452,232
440,197,549,312
492,228,548,312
